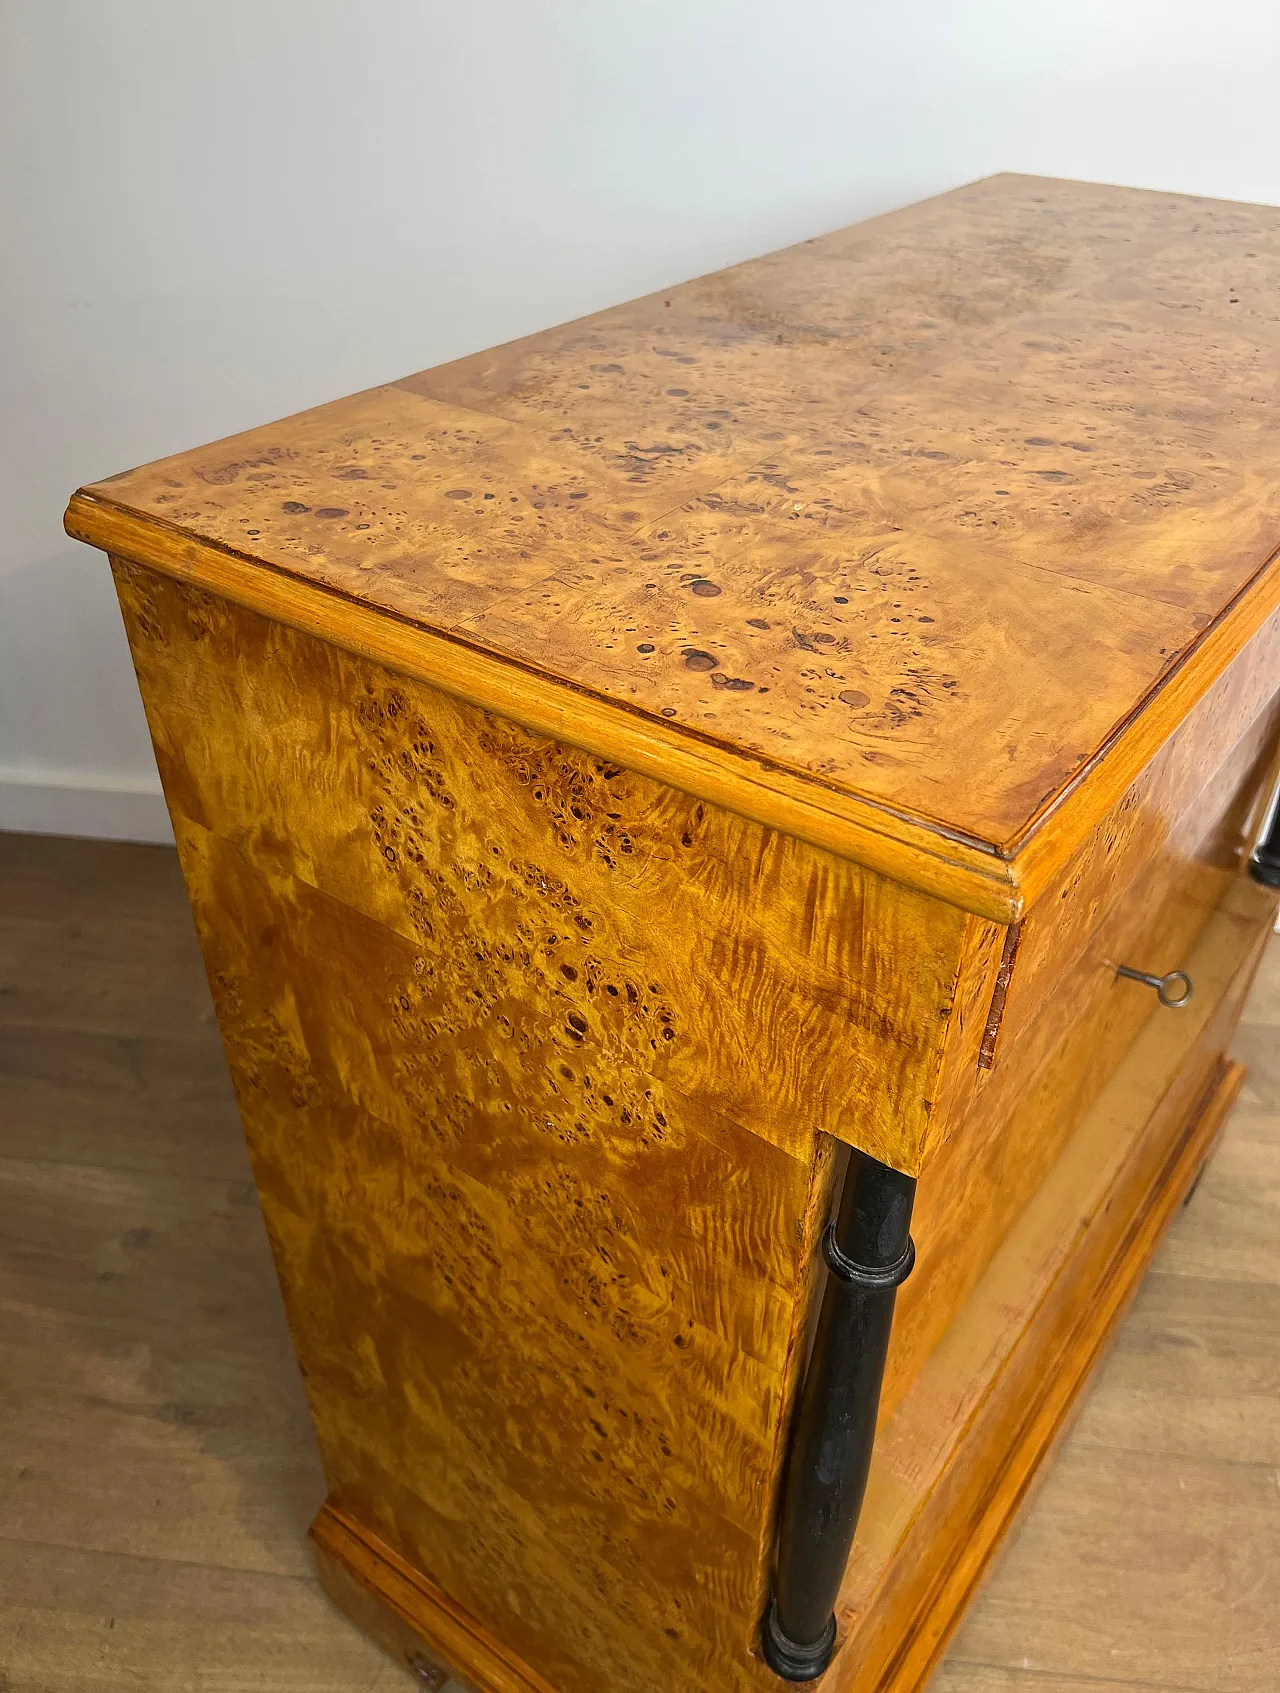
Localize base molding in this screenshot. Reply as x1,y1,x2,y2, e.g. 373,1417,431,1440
311,1504,555,1693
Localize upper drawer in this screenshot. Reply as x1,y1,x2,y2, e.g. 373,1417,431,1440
986,605,1280,1072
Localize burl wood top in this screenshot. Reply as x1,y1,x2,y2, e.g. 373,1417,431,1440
69,174,1280,912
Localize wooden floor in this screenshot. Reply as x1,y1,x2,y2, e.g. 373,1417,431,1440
1,833,1277,1693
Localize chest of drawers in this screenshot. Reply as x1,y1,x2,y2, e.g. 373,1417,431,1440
67,174,1280,1693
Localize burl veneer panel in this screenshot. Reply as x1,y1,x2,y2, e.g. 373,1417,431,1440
82,176,1280,853
112,562,970,1176
112,560,976,1693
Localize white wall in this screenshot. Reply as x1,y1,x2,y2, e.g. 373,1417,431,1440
5,0,1280,842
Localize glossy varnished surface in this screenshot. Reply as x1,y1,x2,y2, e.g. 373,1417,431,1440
6,833,1278,1693
54,167,1280,1692
111,561,973,1177
103,553,1280,1690
110,565,995,1691
70,175,1280,862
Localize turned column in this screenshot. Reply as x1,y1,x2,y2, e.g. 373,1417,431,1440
762,1149,917,1682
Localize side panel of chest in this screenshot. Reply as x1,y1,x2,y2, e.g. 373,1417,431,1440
109,558,974,1693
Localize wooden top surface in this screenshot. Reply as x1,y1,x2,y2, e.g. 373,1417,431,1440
69,174,1280,916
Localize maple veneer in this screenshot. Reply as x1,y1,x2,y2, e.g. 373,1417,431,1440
67,174,1280,1692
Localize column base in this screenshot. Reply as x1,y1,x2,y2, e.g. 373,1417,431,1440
1248,845,1280,888
761,1600,837,1682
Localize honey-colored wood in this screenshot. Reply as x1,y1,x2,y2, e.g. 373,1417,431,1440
319,1017,1246,1693
64,495,1026,923
882,644,1280,1410
110,562,980,1693
66,174,1280,918
312,1505,556,1693
286,893,1271,1693
63,173,1280,1693
101,547,1280,1693
110,559,968,1180
992,606,1280,1068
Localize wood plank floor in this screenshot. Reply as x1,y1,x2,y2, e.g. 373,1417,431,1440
1,832,1277,1693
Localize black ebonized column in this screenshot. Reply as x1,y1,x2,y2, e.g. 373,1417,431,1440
1248,781,1280,888
762,1148,917,1682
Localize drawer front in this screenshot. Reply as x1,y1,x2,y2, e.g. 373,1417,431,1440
890,632,1280,1416
996,603,1280,1068
992,689,1280,1096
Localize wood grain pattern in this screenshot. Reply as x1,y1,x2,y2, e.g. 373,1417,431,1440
891,844,1279,1424
60,171,1280,1693
111,558,968,1178
104,545,1280,1693
991,606,1280,1066
848,1053,1249,1693
879,656,1280,1413
66,174,1280,916
300,889,1274,1693
108,561,999,1693
312,1505,561,1693
64,495,1026,922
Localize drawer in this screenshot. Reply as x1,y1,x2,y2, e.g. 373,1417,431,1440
994,608,1280,1070
887,654,1280,1416
992,691,1280,1097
